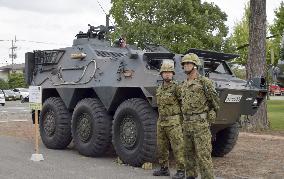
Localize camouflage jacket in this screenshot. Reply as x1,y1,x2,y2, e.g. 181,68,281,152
179,75,219,115
156,81,181,118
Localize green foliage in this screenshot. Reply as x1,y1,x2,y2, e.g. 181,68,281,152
0,79,9,90
280,32,284,60
110,0,229,53
229,3,278,67
8,73,27,89
228,4,250,66
231,67,246,80
267,100,284,130
270,2,284,63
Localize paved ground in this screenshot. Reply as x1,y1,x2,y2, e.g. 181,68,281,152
0,100,30,122
0,136,166,179
268,95,284,100
0,101,223,179
1,101,284,178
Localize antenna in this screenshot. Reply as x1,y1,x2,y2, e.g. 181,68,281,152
96,0,115,27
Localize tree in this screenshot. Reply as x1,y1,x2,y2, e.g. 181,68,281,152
245,0,268,130
110,0,229,53
0,79,9,89
270,2,284,64
280,32,284,60
231,67,246,80
228,4,250,66
228,3,276,79
8,73,27,89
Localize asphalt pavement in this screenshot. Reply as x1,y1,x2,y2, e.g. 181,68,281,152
269,95,284,100
0,101,166,179
0,101,238,179
0,136,168,179
0,100,31,122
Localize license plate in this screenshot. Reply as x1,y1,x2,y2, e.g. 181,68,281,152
225,94,242,103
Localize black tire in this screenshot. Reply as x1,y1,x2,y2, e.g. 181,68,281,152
112,98,157,167
72,98,112,157
212,123,239,157
1,103,4,106
40,97,72,149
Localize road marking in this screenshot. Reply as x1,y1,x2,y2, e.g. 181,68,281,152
21,110,31,112
0,119,29,123
12,119,29,122
5,107,28,110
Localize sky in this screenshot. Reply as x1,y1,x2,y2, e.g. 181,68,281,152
0,0,283,66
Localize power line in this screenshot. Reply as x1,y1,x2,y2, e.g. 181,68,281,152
1,37,69,68
0,39,68,46
16,39,68,46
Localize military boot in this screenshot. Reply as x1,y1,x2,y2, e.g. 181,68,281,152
172,170,185,179
153,167,170,176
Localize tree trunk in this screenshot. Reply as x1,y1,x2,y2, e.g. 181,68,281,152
244,0,269,130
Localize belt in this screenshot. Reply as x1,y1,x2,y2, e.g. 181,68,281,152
159,114,180,121
183,113,207,121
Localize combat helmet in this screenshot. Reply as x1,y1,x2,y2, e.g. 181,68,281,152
160,60,175,75
181,53,201,66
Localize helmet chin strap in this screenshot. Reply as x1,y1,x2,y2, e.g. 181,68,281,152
163,78,172,83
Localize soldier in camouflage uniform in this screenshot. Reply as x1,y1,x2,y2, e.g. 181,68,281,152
179,53,220,179
153,60,185,179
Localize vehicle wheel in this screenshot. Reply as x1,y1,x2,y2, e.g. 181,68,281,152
112,98,157,167
212,123,239,157
40,97,72,149
72,98,112,157
1,103,4,106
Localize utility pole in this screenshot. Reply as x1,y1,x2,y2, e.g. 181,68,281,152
9,36,17,73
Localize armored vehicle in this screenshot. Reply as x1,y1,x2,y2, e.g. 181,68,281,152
25,24,267,167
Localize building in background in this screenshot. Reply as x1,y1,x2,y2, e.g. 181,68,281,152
0,63,25,81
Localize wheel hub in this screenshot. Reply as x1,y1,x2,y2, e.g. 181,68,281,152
43,110,56,137
120,116,137,149
77,113,92,143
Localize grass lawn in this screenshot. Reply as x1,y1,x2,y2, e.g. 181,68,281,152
267,100,284,130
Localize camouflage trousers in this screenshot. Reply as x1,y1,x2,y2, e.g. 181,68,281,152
183,119,214,179
157,116,185,170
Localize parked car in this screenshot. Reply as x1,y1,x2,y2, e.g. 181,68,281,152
13,88,29,99
0,89,5,106
269,84,281,96
3,90,17,101
11,90,21,100
277,83,284,96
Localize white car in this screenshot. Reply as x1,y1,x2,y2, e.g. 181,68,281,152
0,90,5,106
13,88,29,99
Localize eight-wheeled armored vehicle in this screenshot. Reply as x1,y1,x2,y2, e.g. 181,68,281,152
25,24,267,167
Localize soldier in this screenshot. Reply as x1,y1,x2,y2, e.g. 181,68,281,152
179,53,220,179
153,60,185,179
